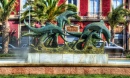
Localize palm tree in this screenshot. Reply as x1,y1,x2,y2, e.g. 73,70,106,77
21,0,80,24
107,4,128,42
21,0,80,49
0,0,17,54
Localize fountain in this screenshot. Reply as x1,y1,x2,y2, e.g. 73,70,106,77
22,10,110,64
0,10,130,75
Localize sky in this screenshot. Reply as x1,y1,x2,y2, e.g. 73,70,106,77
22,0,27,10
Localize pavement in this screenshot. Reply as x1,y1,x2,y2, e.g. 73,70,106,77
108,58,130,64
0,58,130,65
0,59,25,63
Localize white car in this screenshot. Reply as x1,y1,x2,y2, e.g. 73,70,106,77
95,41,124,57
95,41,124,51
21,44,29,48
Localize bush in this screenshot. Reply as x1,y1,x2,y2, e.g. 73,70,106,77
0,74,129,78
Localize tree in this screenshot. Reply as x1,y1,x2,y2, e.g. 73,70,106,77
107,4,128,42
21,0,80,24
0,0,17,54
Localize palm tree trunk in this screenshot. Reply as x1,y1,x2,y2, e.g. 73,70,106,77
2,20,10,54
111,29,115,42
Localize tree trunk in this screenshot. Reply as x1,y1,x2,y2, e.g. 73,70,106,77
2,20,10,54
111,29,115,43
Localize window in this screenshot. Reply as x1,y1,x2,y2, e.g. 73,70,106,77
66,0,79,15
89,0,100,17
67,0,77,6
112,0,123,9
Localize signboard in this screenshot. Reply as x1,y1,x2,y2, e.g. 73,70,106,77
65,25,79,32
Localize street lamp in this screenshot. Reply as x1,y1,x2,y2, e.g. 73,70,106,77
28,5,31,45
28,0,34,45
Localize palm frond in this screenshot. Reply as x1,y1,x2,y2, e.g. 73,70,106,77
107,3,128,28
21,0,78,23
0,0,17,22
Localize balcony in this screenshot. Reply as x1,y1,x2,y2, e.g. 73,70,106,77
80,12,108,21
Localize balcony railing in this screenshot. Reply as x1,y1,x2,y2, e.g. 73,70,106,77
11,12,109,21
79,12,108,21
86,12,102,18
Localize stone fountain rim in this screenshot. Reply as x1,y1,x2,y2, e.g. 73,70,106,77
0,63,130,67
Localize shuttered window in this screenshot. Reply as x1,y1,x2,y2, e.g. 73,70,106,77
89,0,100,17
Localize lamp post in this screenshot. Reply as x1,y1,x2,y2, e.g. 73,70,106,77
28,5,31,45
18,11,21,46
28,0,34,45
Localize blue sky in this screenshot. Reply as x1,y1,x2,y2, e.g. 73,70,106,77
22,0,27,9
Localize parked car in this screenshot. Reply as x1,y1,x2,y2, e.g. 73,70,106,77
0,43,23,53
0,43,16,49
95,41,124,57
20,44,29,48
95,41,124,50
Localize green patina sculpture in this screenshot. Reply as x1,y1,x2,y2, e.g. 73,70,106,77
24,20,64,35
66,30,101,40
24,20,67,47
56,10,77,28
23,10,111,53
23,10,78,48
68,20,111,50
82,20,111,43
66,30,102,49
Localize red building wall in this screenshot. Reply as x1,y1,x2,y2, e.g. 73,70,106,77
102,0,111,16
10,0,20,39
9,21,19,38
58,0,65,5
80,0,88,16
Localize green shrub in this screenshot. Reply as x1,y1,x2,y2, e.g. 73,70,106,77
0,74,129,78
0,54,17,57
126,54,130,58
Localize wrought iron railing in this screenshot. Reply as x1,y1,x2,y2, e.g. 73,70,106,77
78,12,108,20
79,12,130,21
86,12,102,18
75,12,107,20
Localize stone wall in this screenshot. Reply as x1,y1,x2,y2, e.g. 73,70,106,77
0,66,130,75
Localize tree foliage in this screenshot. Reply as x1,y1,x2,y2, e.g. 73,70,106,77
21,0,80,24
107,4,129,42
0,0,17,54
0,0,17,22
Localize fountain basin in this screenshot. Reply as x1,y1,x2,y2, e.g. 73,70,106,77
27,53,108,64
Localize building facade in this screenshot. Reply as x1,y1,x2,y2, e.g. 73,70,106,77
2,0,130,50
